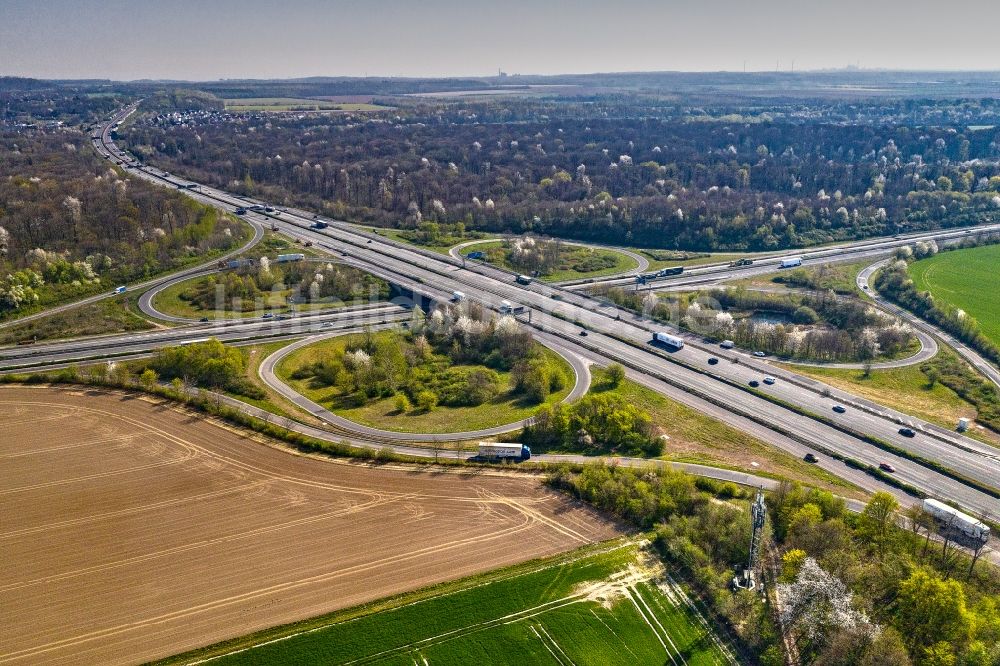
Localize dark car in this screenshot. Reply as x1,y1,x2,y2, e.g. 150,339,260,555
749,380,760,388
579,330,588,336
804,453,818,463
262,313,274,319
879,462,896,473
898,427,916,438
199,317,209,323
832,405,847,414
708,357,719,365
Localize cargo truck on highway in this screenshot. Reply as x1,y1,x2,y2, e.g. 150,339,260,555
657,266,684,277
652,331,685,350
477,442,531,461
779,256,803,268
451,290,466,302
276,253,306,263
922,498,990,545
516,274,532,285
113,285,127,295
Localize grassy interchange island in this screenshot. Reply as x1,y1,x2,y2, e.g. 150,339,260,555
153,258,390,319
275,315,575,434
468,236,639,282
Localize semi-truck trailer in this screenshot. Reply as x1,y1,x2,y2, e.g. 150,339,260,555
477,442,531,461
652,331,685,350
779,256,803,268
658,266,684,277
729,258,754,267
922,498,990,545
276,253,306,263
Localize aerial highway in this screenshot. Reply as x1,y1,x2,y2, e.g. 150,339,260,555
564,222,1000,291
0,303,413,370
34,103,996,519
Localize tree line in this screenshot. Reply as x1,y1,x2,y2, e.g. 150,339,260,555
0,132,245,318
123,97,1000,251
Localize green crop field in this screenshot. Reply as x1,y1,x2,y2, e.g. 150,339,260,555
160,540,734,665
909,244,1000,347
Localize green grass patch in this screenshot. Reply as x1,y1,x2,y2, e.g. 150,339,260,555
910,244,1000,348
726,259,869,295
639,250,747,271
473,239,639,282
150,274,360,319
157,539,731,666
589,369,860,492
378,227,496,255
276,331,576,434
0,294,156,346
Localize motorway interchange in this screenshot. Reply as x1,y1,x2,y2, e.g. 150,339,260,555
3,103,999,524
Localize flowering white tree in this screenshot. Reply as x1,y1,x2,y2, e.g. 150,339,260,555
344,349,372,370
778,558,871,644
0,226,8,257
494,315,520,338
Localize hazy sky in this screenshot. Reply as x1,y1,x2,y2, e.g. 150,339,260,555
3,0,999,80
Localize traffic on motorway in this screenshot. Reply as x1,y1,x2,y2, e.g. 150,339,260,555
72,104,1000,520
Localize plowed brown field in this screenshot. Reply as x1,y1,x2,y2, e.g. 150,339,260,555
0,386,619,665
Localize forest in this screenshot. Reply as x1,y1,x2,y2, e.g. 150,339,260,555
122,95,1000,251
0,131,245,318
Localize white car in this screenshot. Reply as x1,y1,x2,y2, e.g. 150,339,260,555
763,376,776,385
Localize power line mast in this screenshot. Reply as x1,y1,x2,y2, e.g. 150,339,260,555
733,487,767,590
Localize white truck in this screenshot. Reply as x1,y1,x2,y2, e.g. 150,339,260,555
451,290,466,302
276,253,306,263
922,498,990,545
113,285,127,295
477,442,532,461
652,331,685,350
779,256,803,268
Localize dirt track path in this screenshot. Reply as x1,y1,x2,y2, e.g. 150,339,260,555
0,386,619,665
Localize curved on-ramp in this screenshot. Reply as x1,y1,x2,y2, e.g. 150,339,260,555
449,237,649,284
859,259,1000,388
258,330,591,443
0,218,265,331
